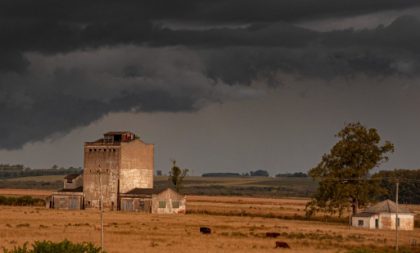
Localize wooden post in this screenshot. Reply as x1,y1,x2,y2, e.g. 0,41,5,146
395,180,399,253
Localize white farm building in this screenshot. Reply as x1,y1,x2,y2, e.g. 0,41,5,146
352,199,414,230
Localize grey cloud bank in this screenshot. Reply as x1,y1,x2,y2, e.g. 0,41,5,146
0,1,420,173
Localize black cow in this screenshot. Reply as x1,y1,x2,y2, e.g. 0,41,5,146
200,227,212,234
275,241,290,249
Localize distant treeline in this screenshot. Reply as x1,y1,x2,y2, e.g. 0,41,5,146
275,172,308,178
202,171,309,178
0,164,82,179
374,169,420,204
202,173,242,177
202,170,270,177
0,180,62,190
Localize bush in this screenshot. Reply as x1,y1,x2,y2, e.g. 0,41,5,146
0,196,45,206
3,240,103,253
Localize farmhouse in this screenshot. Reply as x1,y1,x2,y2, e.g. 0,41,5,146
352,199,414,230
120,187,186,214
50,131,186,214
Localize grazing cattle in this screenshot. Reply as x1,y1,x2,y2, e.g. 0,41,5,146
200,227,211,234
266,232,280,238
275,241,290,249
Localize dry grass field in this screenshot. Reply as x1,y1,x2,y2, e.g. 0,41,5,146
0,188,53,198
0,194,420,253
187,195,310,219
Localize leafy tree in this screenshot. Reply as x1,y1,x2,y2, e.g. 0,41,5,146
169,160,189,192
250,170,269,177
306,122,394,217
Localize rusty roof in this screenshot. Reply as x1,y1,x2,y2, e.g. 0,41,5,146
363,199,412,214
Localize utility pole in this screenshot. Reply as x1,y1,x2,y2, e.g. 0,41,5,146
97,167,104,252
395,179,399,253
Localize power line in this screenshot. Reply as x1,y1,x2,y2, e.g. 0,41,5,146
314,177,420,182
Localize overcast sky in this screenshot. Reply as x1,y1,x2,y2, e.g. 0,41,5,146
1,1,420,175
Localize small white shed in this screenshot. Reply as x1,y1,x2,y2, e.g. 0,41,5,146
152,188,186,214
352,199,414,230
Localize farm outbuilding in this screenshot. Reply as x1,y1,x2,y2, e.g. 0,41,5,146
50,173,84,210
120,188,153,212
152,188,186,214
50,188,84,210
352,199,414,230
119,187,186,214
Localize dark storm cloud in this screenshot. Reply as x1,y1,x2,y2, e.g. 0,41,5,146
0,46,238,148
1,0,420,149
0,51,29,74
1,0,420,56
199,16,420,84
0,90,195,149
1,0,419,23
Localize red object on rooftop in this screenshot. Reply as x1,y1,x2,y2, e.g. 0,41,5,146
103,131,136,142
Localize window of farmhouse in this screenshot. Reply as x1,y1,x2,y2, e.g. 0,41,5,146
358,220,364,226
172,200,180,208
159,201,166,208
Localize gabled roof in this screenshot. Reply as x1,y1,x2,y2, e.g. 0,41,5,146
363,199,412,214
155,187,183,196
64,174,82,180
154,181,177,192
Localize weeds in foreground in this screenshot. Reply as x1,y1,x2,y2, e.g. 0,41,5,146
2,240,103,253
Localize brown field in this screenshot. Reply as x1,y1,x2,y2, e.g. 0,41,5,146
187,195,310,218
0,188,53,198
1,194,420,253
